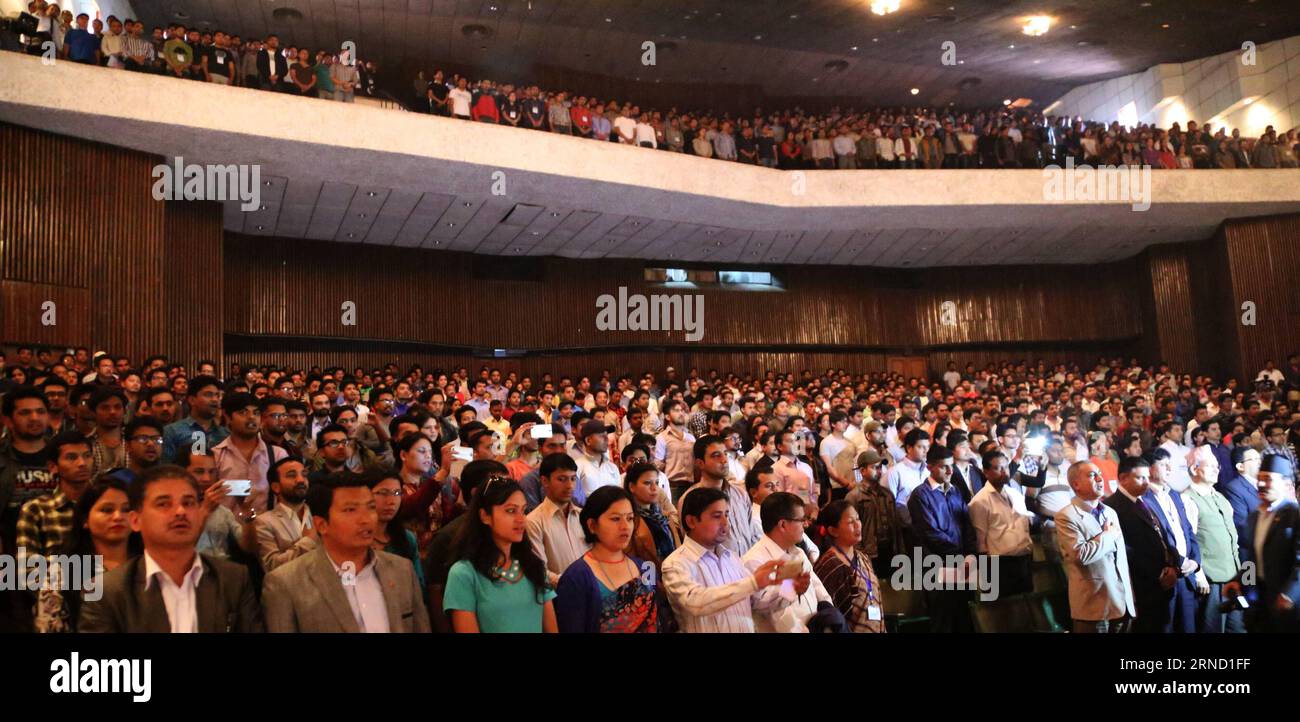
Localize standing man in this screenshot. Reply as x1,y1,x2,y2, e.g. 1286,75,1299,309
162,376,228,463
677,435,760,557
968,449,1035,597
79,465,263,633
654,400,696,502
262,474,429,633
907,445,977,632
1217,446,1261,562
1056,460,1135,633
661,487,782,633
525,454,589,587
1105,456,1178,633
1182,446,1243,633
1145,447,1203,632
254,457,317,573
569,420,620,507
1224,455,1299,632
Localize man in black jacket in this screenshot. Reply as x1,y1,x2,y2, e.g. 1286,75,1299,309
256,33,289,92
1225,455,1299,632
1104,456,1178,633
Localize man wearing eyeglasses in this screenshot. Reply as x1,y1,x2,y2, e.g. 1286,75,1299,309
123,417,164,479
308,425,353,484
742,492,832,632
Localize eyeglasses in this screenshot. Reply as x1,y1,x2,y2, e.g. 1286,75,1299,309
373,489,402,498
321,439,352,449
264,413,287,420
129,435,164,445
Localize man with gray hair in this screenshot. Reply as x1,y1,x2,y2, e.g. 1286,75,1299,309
1055,460,1135,633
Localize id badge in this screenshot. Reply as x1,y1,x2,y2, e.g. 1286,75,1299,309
867,605,882,621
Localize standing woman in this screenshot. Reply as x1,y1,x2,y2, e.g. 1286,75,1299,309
368,469,426,591
555,486,658,633
623,462,680,571
35,478,138,633
444,477,557,633
813,500,885,633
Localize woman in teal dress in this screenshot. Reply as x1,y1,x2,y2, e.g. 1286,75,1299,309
443,476,557,633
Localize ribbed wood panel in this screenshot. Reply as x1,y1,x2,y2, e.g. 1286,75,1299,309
163,200,225,369
1141,246,1200,373
0,280,90,347
1,122,223,365
224,235,1144,351
1222,214,1300,380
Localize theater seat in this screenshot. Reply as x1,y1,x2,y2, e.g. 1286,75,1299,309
881,583,930,634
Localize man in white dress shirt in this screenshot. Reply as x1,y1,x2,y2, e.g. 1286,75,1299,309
526,453,590,586
968,450,1035,596
1157,420,1193,492
743,492,832,632
569,419,620,507
662,486,782,633
885,427,931,527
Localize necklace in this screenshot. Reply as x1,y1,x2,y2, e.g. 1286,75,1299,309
586,551,629,589
490,557,523,583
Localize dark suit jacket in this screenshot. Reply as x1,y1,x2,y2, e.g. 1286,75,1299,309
256,48,289,83
952,463,984,504
1236,501,1300,609
79,553,264,633
1104,491,1175,619
1142,488,1201,594
1216,474,1257,561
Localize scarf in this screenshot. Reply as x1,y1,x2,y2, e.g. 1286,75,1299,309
638,503,676,561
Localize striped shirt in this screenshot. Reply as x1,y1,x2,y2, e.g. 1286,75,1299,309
661,537,758,633
15,488,76,557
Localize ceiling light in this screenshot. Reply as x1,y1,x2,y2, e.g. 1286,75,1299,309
870,0,901,16
1003,99,1012,105
1160,23,1170,28
910,88,920,95
1022,16,1051,36
851,45,859,50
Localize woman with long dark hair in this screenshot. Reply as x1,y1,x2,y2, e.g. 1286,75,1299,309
554,486,658,633
35,477,139,633
623,462,680,571
443,476,556,632
367,469,426,591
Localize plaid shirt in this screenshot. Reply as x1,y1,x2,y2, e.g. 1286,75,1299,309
15,488,76,558
90,434,127,481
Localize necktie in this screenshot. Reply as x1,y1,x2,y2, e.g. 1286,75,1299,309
1091,506,1105,525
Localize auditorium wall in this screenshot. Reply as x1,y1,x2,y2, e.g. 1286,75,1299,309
4,120,1293,384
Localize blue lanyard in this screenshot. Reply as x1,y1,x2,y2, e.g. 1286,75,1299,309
840,547,875,599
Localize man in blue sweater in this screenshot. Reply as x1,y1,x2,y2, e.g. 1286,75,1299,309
908,445,977,632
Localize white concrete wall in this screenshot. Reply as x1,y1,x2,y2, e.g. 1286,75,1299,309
1048,34,1300,136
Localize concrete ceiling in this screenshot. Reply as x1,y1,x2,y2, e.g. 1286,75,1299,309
134,0,1300,108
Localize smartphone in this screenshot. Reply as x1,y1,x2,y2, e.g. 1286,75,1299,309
1023,436,1047,457
223,480,252,497
776,558,804,581
530,423,554,439
452,446,473,462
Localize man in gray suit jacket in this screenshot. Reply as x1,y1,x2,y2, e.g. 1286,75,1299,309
262,473,429,633
255,457,317,572
81,466,263,633
1054,461,1136,633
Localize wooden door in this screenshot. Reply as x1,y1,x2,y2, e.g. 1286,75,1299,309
887,356,930,381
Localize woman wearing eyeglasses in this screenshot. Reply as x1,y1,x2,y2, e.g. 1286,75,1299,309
555,486,658,633
444,477,557,632
813,500,885,633
368,469,426,591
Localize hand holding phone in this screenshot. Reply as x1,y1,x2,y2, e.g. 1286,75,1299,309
776,557,804,581
452,446,473,462
223,480,252,497
530,423,554,439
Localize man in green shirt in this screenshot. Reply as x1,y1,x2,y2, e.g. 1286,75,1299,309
314,52,336,100
1184,446,1243,633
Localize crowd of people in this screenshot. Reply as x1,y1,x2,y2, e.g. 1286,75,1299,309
7,1,1299,170
2,345,1298,634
